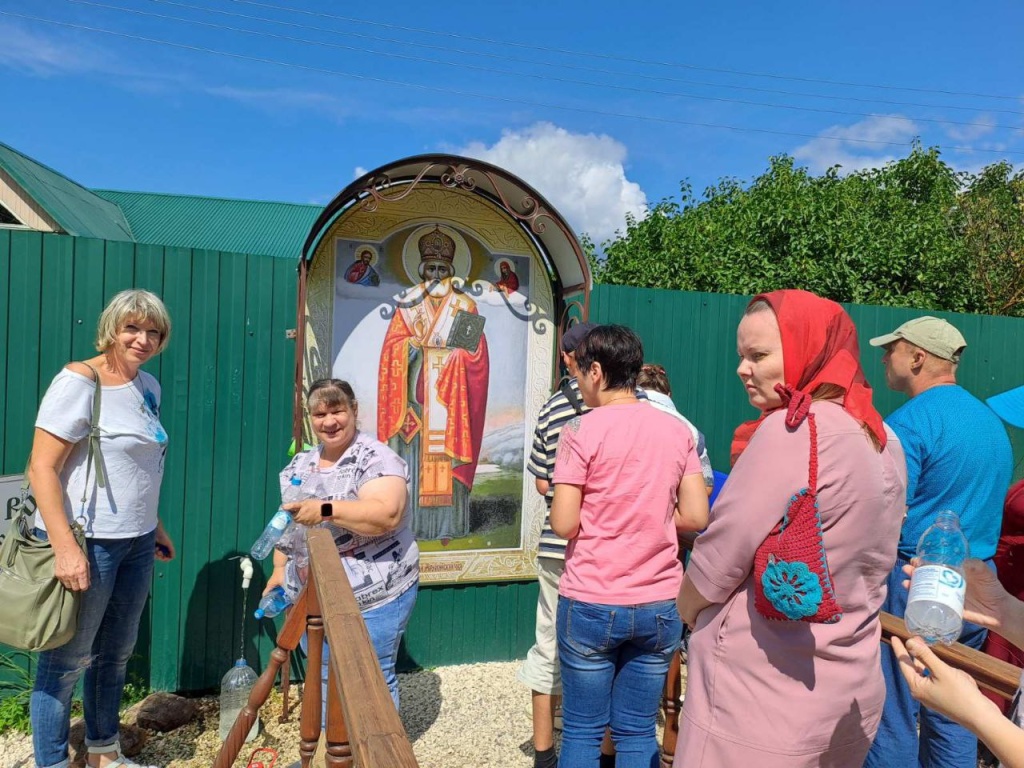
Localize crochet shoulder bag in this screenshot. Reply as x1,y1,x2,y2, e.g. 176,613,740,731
752,406,843,624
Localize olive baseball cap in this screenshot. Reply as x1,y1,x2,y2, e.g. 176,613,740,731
868,316,967,362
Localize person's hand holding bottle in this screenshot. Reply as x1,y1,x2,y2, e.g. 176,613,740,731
896,558,1024,768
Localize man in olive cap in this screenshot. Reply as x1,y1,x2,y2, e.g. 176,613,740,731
864,317,1013,768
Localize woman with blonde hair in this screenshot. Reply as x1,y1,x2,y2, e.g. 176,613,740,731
29,289,175,768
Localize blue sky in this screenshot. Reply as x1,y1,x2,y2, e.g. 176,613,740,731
1,0,1022,245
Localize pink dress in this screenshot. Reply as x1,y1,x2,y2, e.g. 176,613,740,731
678,402,907,767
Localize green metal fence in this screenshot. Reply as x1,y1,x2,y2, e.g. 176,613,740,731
2,231,1022,696
590,284,1024,480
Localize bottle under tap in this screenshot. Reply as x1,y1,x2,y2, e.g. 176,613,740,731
250,476,304,560
904,510,969,645
218,658,259,742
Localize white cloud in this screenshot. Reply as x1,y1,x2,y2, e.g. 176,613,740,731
0,20,118,76
458,122,647,244
945,114,997,142
353,166,369,179
793,115,920,174
204,86,352,122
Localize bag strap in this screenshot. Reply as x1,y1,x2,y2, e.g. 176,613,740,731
806,412,818,495
559,379,584,416
79,363,106,504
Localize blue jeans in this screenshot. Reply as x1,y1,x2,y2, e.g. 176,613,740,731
556,597,681,768
864,556,990,768
31,530,156,768
305,580,418,722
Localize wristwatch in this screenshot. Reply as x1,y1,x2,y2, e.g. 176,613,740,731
320,502,333,519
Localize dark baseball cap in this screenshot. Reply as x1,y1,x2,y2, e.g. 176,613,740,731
561,322,596,353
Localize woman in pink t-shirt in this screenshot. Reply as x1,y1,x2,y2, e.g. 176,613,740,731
551,324,709,768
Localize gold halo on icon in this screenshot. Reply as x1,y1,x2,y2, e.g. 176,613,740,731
493,258,517,279
353,244,379,266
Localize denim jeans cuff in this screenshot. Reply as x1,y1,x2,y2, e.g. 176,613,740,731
85,738,121,753
38,760,70,768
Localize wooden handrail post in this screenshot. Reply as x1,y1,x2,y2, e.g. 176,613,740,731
279,649,293,723
307,528,420,767
212,589,311,768
659,650,683,768
217,530,419,768
300,563,325,766
325,654,354,767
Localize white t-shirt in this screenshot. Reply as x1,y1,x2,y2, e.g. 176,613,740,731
277,434,419,611
35,367,167,538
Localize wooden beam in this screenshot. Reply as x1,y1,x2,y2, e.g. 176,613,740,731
307,528,421,767
880,611,1021,701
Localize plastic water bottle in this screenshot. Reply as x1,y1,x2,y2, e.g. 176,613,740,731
218,658,259,742
904,510,969,645
253,585,291,620
250,477,304,560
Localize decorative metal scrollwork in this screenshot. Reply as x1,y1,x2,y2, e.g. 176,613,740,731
375,278,549,334
358,161,556,236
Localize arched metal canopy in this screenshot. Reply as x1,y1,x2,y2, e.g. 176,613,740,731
292,153,592,446
299,153,591,295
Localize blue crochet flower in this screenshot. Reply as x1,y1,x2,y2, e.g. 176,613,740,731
761,556,823,620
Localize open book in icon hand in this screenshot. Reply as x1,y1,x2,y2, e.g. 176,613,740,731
447,310,486,353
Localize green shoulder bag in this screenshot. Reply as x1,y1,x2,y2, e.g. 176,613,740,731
0,363,103,651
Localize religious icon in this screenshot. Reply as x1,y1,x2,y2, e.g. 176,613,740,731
376,225,490,543
494,259,520,295
344,246,380,286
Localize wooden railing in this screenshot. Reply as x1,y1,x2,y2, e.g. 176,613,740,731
213,528,420,767
879,611,1021,699
210,526,1020,767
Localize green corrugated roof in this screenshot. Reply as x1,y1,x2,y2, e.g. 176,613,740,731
0,142,134,241
94,189,322,259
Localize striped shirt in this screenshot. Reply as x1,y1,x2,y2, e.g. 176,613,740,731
527,380,647,561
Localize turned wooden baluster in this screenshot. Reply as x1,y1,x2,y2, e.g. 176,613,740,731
659,650,683,768
659,532,692,767
280,649,294,722
325,654,354,767
300,567,325,767
213,588,310,768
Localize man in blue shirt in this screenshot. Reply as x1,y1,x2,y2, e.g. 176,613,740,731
864,316,1013,768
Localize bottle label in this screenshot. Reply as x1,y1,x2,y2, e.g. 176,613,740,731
270,511,291,531
907,564,966,611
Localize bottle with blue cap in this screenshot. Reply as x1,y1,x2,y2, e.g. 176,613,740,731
253,585,292,620
250,476,303,560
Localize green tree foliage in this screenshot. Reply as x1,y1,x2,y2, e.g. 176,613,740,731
594,146,1024,316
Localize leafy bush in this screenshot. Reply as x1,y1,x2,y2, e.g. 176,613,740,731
595,146,1024,317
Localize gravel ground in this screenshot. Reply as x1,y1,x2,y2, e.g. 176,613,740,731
0,661,677,767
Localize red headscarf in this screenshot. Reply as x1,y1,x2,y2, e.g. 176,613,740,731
730,289,886,464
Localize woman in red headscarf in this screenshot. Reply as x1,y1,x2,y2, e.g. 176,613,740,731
675,290,908,767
